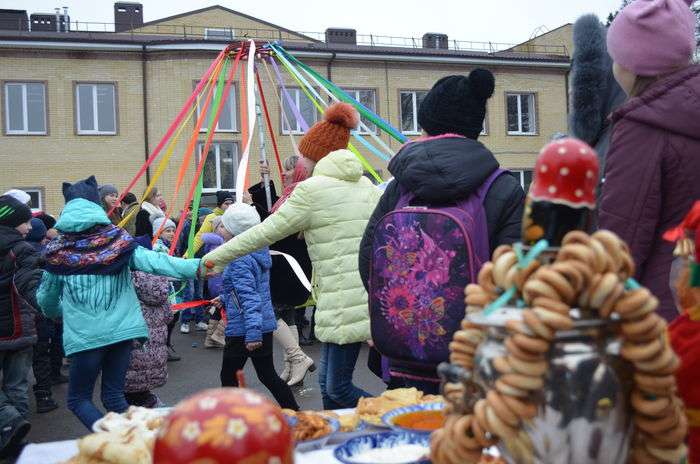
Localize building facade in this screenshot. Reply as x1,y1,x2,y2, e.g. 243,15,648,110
0,4,571,214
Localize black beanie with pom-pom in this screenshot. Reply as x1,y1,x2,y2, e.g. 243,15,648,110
418,69,495,140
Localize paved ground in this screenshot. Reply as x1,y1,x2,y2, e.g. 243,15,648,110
24,326,386,445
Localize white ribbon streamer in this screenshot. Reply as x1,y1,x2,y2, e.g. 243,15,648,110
269,250,312,292
235,40,257,204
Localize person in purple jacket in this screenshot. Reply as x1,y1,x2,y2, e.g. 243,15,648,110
602,0,700,321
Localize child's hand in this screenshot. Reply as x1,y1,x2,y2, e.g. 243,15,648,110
246,341,262,351
210,296,223,309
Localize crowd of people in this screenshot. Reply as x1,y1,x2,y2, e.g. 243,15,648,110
0,0,699,459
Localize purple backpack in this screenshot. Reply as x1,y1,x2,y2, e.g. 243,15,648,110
369,169,504,381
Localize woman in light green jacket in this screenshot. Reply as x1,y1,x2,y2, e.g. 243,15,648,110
204,103,381,409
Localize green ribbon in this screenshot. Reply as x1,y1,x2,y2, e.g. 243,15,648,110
271,44,407,144
483,287,517,316
483,240,550,316
186,58,229,259
691,261,700,288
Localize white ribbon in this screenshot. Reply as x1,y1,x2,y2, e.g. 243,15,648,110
235,40,257,204
269,250,312,292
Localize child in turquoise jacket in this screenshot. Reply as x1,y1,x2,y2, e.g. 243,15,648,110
36,176,200,429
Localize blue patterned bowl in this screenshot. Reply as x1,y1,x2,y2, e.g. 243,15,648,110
381,402,445,435
285,414,340,452
334,432,431,464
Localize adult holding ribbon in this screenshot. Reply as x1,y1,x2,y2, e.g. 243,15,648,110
203,103,382,409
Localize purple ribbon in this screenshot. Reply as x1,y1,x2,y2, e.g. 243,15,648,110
268,56,309,132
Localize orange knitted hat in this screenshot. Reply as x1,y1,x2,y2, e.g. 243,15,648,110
298,102,359,162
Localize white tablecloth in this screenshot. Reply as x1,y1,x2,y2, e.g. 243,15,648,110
17,409,365,464
17,441,342,464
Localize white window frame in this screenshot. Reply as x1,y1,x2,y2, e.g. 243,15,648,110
197,142,239,193
481,108,489,136
75,83,117,135
281,87,318,135
4,82,47,135
195,81,238,133
204,27,234,41
399,90,427,136
506,92,537,136
342,88,377,135
511,169,534,191
15,187,44,211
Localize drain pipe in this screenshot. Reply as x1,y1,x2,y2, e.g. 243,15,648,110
326,51,336,87
142,44,151,184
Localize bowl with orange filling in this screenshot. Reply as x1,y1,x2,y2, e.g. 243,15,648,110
381,403,445,435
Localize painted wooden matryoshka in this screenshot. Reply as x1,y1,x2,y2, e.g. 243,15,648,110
522,137,599,246
154,388,294,464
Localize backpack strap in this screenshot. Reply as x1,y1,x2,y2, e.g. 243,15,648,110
475,168,506,202
395,185,415,209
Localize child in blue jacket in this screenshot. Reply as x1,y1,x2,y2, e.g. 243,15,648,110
218,203,298,410
36,176,201,429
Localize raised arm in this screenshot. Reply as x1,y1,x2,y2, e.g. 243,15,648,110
203,183,312,273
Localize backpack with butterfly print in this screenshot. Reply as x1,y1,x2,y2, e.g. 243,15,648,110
368,169,504,382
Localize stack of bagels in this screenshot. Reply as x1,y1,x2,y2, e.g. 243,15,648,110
432,230,686,464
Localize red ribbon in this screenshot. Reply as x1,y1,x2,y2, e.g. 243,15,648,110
108,48,228,217
171,300,212,312
255,70,284,180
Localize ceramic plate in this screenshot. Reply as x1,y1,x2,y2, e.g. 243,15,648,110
334,431,431,464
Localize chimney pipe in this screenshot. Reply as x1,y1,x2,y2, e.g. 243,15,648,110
55,7,60,32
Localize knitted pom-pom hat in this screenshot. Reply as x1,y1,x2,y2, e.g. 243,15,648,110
298,102,360,162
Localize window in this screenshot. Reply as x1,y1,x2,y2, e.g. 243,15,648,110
198,142,238,192
4,82,46,135
14,187,43,211
281,87,319,134
75,83,117,135
506,93,537,135
205,28,234,41
511,169,534,193
195,82,237,132
399,90,428,135
342,88,377,134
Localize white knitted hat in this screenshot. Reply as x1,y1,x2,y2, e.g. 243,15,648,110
221,203,260,236
152,216,176,232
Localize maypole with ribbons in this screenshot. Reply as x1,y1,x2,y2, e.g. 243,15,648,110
113,39,405,260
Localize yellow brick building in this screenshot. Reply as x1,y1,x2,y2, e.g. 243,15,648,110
0,4,571,215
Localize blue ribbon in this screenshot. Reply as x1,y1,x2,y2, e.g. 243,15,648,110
352,131,391,161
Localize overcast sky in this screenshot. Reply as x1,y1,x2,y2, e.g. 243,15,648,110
21,0,621,44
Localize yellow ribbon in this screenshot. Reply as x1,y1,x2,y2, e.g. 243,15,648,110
118,60,221,229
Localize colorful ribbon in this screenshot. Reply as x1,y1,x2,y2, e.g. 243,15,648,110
109,49,227,217
235,40,258,205
152,56,228,248
271,48,383,183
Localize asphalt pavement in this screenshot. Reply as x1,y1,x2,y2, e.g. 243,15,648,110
24,326,386,445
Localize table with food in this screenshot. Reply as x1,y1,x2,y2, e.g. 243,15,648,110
18,387,504,464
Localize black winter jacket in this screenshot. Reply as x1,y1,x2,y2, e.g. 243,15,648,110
359,136,525,290
249,181,312,308
0,226,43,350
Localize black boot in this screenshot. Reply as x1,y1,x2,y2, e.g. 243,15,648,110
0,417,30,459
35,391,59,414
